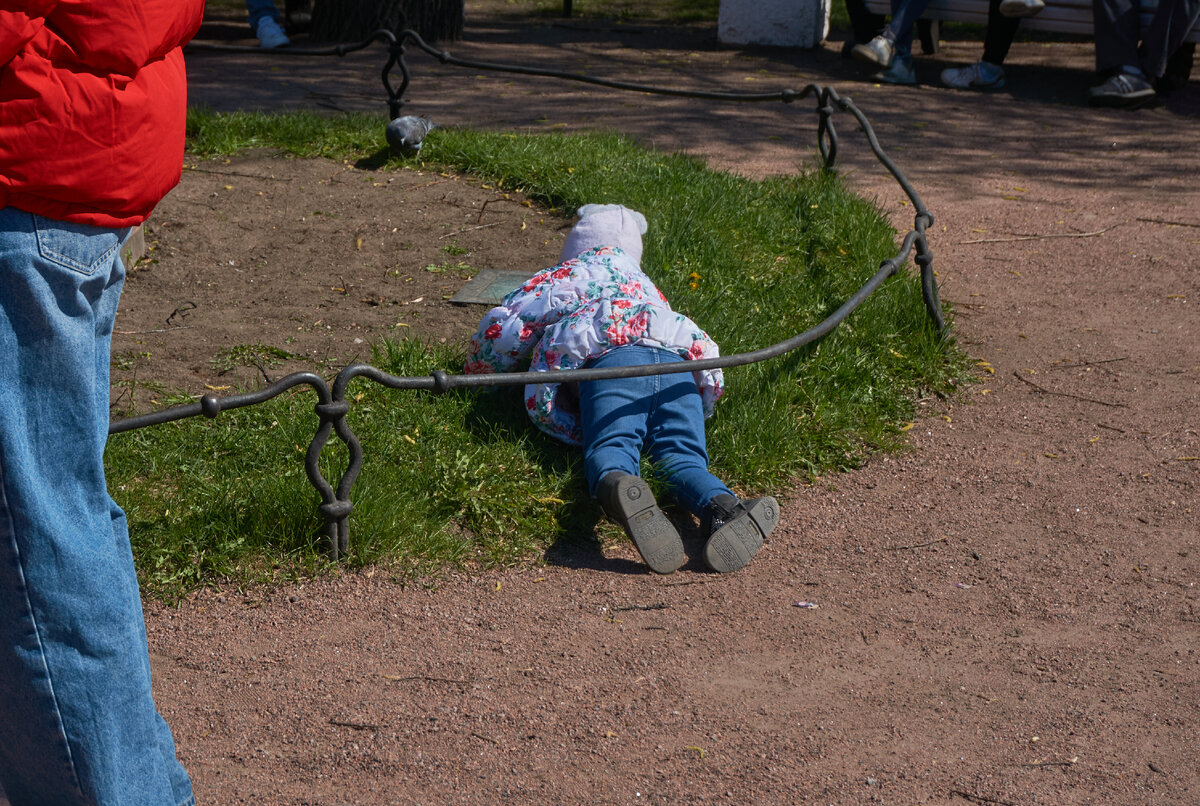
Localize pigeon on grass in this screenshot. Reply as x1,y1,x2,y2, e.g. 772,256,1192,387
386,115,435,157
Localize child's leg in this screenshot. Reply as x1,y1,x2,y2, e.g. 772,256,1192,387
578,347,655,496
642,357,780,574
579,346,685,573
639,358,732,517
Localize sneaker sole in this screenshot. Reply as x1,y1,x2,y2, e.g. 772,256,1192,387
876,71,917,86
942,73,1005,90
605,475,685,574
1087,91,1157,109
703,496,779,574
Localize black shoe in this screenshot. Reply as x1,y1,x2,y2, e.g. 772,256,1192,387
700,494,779,573
597,473,685,574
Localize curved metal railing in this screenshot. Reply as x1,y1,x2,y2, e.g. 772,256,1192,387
145,28,946,559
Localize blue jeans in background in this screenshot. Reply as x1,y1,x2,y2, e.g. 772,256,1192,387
579,345,732,516
246,0,282,31
883,0,933,57
0,208,193,806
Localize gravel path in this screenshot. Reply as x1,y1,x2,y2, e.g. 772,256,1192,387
145,8,1198,804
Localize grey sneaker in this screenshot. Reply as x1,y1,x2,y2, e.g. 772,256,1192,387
1087,72,1156,108
875,56,917,85
999,0,1045,16
851,35,895,69
941,61,1006,90
700,494,779,574
597,472,685,574
256,17,290,49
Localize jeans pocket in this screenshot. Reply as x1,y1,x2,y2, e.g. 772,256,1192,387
33,215,130,277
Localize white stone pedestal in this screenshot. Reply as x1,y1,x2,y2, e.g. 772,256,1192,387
717,0,831,48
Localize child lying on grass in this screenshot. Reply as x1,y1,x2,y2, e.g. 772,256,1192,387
464,204,779,574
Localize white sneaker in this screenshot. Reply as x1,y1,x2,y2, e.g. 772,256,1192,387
256,17,290,49
851,35,896,68
998,0,1045,17
941,60,1006,89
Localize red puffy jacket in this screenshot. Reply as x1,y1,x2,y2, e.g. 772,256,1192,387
0,0,205,228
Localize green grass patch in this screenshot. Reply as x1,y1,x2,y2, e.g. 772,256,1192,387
111,110,966,599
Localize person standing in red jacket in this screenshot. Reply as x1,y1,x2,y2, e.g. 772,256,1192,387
0,2,204,805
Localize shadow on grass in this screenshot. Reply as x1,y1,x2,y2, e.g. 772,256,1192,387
355,146,395,171
458,386,600,569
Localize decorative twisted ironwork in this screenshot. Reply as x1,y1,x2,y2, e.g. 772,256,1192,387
150,29,947,559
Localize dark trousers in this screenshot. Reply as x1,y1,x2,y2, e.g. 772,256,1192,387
846,0,886,43
1093,0,1200,76
983,0,1022,64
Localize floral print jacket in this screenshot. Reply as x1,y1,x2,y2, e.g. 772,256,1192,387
464,246,724,445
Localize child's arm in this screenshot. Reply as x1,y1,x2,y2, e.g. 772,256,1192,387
464,259,592,374
463,250,645,374
463,305,541,374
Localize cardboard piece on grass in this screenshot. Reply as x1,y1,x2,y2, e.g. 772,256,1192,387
449,270,531,306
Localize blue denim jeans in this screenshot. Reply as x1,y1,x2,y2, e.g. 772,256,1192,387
0,208,193,806
884,0,933,56
579,346,732,516
246,0,281,30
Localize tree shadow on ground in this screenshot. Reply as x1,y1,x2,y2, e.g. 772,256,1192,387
185,4,1200,203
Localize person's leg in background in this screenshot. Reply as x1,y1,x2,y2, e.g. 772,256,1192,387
1139,0,1200,84
942,0,1020,89
983,0,1022,66
247,0,290,47
1093,0,1143,73
1157,41,1195,92
851,0,932,83
0,209,193,806
1088,0,1159,105
881,0,934,82
843,0,887,53
246,0,282,30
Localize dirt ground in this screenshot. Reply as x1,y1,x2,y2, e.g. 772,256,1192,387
113,155,571,405
127,3,1200,804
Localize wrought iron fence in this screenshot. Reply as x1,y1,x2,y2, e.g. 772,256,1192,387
140,27,945,559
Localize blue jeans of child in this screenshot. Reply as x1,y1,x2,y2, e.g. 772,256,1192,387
579,345,732,516
0,208,193,806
